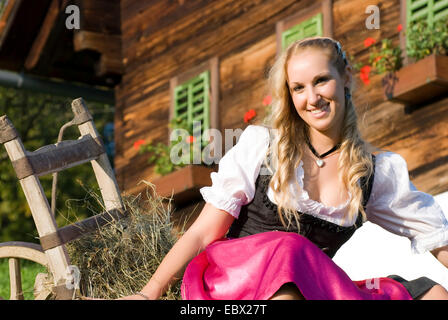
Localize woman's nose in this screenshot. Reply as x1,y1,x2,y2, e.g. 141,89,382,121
306,87,321,106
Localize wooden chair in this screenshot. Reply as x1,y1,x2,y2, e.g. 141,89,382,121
0,98,125,300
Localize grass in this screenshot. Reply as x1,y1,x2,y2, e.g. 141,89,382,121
0,258,48,300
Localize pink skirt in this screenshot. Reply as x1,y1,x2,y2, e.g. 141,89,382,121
181,231,412,300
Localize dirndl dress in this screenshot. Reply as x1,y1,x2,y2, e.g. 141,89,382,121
181,155,439,300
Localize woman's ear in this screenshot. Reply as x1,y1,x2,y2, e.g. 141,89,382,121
344,65,353,88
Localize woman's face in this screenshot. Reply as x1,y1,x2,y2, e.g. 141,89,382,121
286,48,350,140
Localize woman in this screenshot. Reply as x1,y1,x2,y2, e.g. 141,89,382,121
124,37,448,300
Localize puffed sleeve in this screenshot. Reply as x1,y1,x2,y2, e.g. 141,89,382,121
366,152,448,254
199,125,270,219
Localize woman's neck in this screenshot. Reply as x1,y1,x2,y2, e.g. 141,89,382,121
307,128,341,155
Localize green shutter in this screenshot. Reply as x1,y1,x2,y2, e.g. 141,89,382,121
406,0,448,50
281,13,323,50
174,70,210,146
407,0,448,26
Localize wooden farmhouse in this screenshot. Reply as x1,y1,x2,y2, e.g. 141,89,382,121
0,0,447,227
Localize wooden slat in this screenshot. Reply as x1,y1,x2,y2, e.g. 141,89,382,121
13,135,105,179
39,208,128,251
9,258,24,300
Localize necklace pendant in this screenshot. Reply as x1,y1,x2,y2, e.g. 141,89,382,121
316,159,324,167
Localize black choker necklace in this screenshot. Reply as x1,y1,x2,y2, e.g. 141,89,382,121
305,138,341,167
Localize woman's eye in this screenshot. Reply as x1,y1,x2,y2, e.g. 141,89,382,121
317,77,328,84
293,77,329,92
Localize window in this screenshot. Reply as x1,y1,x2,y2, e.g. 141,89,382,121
406,0,448,27
400,0,448,62
281,13,323,50
276,0,333,57
169,57,219,148
173,70,210,145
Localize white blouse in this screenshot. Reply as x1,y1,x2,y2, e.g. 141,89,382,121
200,125,448,254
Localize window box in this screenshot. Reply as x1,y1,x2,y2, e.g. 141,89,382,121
151,164,215,206
383,54,448,107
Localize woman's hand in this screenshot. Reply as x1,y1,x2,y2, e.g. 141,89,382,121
116,294,150,300
431,245,448,269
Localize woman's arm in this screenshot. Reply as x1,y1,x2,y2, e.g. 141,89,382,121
431,245,448,269
122,202,235,300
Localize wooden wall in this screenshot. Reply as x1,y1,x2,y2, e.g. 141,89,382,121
115,0,448,201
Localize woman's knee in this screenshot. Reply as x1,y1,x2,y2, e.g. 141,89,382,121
418,285,448,300
269,282,304,300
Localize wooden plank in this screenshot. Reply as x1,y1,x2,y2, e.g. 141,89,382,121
77,0,121,34
360,96,448,194
14,135,105,179
39,208,128,251
73,30,123,75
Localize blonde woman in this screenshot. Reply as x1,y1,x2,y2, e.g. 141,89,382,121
123,37,448,300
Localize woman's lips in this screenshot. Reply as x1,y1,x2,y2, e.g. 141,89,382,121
308,103,329,118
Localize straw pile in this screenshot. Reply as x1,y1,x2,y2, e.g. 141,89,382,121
65,182,187,300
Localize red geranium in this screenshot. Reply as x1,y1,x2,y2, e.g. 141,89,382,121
364,37,376,48
186,135,196,144
133,139,146,150
244,109,257,123
262,95,272,106
360,65,371,85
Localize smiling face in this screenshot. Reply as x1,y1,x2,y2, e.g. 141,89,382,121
286,48,351,142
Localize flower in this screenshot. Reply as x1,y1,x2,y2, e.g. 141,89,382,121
244,109,257,123
186,135,196,144
262,95,272,106
364,37,376,48
360,65,371,85
373,55,382,63
397,24,403,32
133,139,146,150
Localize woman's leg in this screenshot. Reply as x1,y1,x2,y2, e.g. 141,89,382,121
269,282,305,300
417,285,448,300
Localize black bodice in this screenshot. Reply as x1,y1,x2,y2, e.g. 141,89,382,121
227,155,376,258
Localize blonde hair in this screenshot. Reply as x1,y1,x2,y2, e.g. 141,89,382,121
263,36,377,229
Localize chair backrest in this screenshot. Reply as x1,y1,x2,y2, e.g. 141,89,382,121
0,97,124,297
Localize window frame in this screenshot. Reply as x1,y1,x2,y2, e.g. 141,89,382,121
169,56,219,148
275,0,333,58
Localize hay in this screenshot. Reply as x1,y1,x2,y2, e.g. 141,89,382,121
65,181,185,300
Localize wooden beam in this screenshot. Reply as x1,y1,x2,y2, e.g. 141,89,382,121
24,0,69,70
0,0,22,49
73,30,123,76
